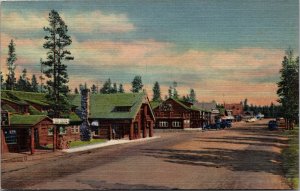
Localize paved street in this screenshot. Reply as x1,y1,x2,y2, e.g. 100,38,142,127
1,119,290,189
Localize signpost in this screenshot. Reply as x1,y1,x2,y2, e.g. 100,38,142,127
52,118,69,152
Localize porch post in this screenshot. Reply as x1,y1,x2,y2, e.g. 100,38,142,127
109,125,112,140
30,127,35,154
143,104,147,138
129,122,134,140
149,121,153,137
53,126,56,152
137,110,141,139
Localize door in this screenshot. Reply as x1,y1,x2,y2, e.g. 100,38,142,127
34,128,39,148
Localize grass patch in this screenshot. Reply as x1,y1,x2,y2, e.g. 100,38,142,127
69,139,106,148
282,126,299,189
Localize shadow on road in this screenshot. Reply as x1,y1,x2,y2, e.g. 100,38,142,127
76,179,175,190
142,147,284,175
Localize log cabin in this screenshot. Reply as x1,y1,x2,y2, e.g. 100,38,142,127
152,98,207,129
69,92,155,140
1,90,81,154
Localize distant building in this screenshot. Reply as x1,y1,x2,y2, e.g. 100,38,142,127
193,101,220,124
223,103,244,121
152,98,208,129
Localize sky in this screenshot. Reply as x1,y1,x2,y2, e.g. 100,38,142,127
1,0,299,105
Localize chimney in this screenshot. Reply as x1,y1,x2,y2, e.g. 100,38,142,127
80,88,91,141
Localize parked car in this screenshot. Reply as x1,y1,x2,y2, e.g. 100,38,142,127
221,119,232,128
203,123,221,130
256,113,264,120
246,117,256,122
268,120,278,130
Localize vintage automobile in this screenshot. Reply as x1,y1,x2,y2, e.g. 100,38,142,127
221,119,232,128
246,117,256,122
203,122,221,130
268,120,278,130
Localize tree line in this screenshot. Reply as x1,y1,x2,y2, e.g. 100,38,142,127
1,40,40,92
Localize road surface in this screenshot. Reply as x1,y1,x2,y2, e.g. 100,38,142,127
1,119,290,189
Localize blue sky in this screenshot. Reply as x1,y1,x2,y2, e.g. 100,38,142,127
1,0,298,105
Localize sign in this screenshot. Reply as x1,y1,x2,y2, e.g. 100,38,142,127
91,120,99,126
53,118,69,125
1,111,9,126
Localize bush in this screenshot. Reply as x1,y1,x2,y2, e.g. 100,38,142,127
282,127,299,189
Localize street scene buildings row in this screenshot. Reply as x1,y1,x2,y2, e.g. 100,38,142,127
1,90,254,154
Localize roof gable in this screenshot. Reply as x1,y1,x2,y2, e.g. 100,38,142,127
9,115,51,126
69,93,154,119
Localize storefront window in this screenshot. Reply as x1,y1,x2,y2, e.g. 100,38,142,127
71,126,80,134
59,126,67,135
4,129,17,144
48,127,53,135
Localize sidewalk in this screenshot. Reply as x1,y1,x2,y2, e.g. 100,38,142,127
62,136,160,153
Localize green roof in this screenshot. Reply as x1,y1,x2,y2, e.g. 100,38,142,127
29,106,47,115
1,90,49,106
171,98,200,112
9,115,50,126
70,93,154,119
61,112,82,123
150,101,162,109
2,104,16,112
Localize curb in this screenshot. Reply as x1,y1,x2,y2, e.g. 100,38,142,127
62,136,161,153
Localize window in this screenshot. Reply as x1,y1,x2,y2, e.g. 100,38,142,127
172,121,181,127
113,106,131,112
71,126,80,134
4,130,17,144
48,127,53,136
184,120,190,124
159,121,168,127
59,126,67,135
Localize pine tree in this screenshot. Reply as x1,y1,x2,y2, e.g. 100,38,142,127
152,81,162,101
0,72,4,90
168,86,172,98
173,81,179,99
100,78,112,94
243,98,249,111
277,48,299,128
41,10,74,117
182,95,190,102
5,39,17,90
168,81,179,99
39,59,46,93
189,88,196,103
16,69,31,91
31,74,39,92
112,83,118,93
91,84,98,94
118,83,125,93
131,75,143,93
74,87,79,94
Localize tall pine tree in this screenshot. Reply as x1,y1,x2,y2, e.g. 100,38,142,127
131,75,143,93
5,39,17,90
118,83,125,93
41,10,74,117
91,84,98,94
277,48,299,128
16,69,31,91
0,72,4,90
31,74,39,92
100,78,112,94
152,81,161,101
189,88,196,103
